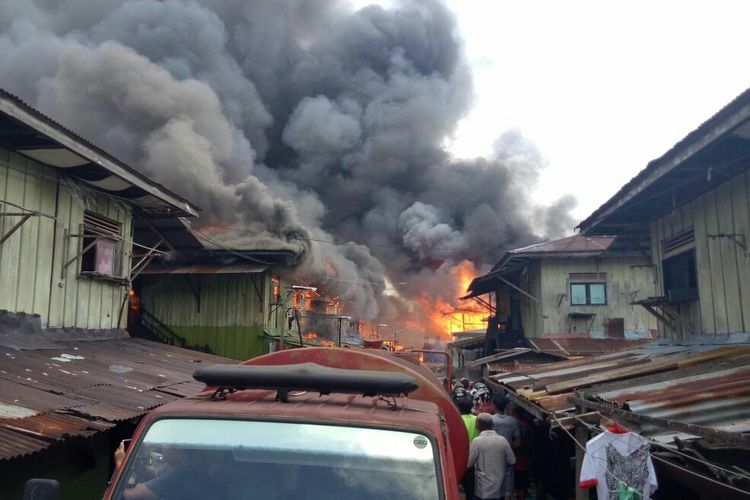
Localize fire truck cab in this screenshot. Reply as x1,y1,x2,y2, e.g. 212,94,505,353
96,347,468,500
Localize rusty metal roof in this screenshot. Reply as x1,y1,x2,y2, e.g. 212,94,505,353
464,235,619,298
492,335,750,442
0,337,233,461
509,234,616,255
527,337,652,357
469,347,565,368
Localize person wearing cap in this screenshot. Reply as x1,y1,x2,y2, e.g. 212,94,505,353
467,413,516,500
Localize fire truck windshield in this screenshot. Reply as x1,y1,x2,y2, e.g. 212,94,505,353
112,418,442,500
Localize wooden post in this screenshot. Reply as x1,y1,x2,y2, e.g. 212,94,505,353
574,404,589,500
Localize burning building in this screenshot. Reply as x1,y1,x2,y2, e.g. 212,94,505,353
288,286,362,346
0,0,577,350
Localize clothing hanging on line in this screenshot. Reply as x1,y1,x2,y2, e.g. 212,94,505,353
579,428,658,500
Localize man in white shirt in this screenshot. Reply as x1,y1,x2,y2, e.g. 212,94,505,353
467,413,516,500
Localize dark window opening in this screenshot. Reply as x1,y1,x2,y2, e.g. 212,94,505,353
663,249,698,303
570,283,606,306
81,211,123,279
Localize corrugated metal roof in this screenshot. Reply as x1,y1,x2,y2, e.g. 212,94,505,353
0,337,234,461
447,334,486,349
527,337,652,356
140,264,267,275
0,413,114,461
509,234,616,255
465,235,618,297
0,89,199,217
469,347,565,368
492,335,750,443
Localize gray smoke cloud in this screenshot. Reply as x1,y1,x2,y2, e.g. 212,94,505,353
0,0,576,325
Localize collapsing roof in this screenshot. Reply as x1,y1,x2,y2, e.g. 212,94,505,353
0,337,232,461
0,89,199,218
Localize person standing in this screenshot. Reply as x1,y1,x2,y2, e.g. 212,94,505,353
491,393,520,498
467,413,516,500
456,392,479,500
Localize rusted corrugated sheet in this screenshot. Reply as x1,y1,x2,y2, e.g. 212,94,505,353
527,337,651,356
0,337,234,461
587,363,750,432
0,427,49,461
0,413,111,442
493,336,750,440
509,235,615,255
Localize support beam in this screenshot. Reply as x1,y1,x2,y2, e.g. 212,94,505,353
0,213,32,245
249,274,263,306
139,216,176,252
571,396,750,448
498,276,538,302
472,295,496,314
574,404,589,500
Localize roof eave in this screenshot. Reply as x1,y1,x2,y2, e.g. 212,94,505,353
578,89,750,234
0,94,201,218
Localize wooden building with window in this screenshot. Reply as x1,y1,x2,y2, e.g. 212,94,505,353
464,234,657,341
578,87,750,339
0,89,199,333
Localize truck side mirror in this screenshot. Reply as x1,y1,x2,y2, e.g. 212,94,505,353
23,479,59,500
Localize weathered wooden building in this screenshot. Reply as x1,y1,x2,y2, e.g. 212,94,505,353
465,234,657,345
0,89,199,332
579,87,750,339
0,90,242,500
134,249,297,360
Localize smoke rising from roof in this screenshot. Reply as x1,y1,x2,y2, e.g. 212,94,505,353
0,0,576,325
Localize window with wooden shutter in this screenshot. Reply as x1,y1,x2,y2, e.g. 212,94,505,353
80,211,123,279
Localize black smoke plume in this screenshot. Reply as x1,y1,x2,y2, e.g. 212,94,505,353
0,0,576,328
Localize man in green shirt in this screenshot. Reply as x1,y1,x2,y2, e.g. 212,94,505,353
455,389,479,499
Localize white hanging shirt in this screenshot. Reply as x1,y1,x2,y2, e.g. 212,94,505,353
579,430,658,500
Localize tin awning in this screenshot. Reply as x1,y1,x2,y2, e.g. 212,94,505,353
139,264,267,275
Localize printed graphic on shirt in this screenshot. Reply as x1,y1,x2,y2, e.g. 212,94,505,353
605,442,650,500
579,431,658,500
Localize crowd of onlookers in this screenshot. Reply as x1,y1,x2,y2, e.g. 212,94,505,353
452,378,534,500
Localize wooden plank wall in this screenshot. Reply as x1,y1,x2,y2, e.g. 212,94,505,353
0,146,132,329
140,273,266,330
651,169,750,338
0,149,57,320
520,263,542,338
520,257,657,338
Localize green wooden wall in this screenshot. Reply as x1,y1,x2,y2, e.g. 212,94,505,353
139,272,285,360
0,146,132,329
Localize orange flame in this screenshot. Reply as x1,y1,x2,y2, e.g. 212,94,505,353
403,260,488,340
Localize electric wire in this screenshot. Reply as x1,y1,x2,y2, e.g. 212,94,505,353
549,411,631,490
552,411,750,497
567,413,750,483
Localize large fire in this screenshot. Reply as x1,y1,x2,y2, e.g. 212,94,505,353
403,260,489,340
302,331,335,347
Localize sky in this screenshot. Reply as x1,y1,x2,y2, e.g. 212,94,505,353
442,0,750,221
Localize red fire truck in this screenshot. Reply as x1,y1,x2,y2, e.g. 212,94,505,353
25,348,467,499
